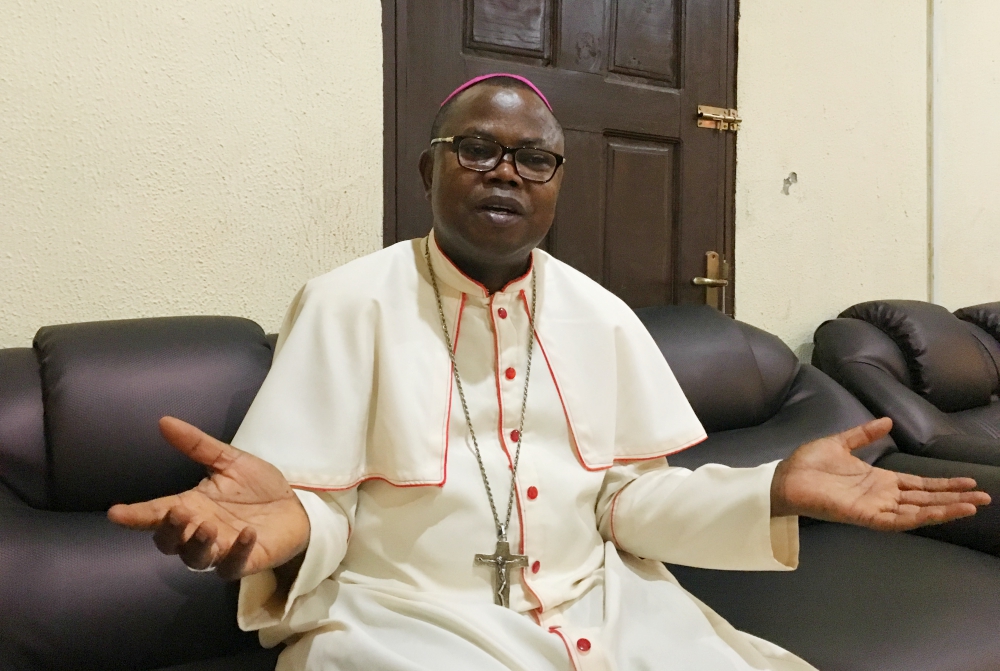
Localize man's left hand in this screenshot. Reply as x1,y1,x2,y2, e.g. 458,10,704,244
770,418,991,530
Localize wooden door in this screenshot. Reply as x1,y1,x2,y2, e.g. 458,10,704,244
384,0,737,311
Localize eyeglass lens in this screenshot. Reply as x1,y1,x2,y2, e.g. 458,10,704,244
456,137,558,182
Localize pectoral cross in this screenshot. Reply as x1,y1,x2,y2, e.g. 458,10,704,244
475,540,528,607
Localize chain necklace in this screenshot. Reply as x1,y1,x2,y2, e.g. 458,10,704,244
424,238,536,608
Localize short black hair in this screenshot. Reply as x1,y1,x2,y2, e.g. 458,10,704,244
429,76,560,141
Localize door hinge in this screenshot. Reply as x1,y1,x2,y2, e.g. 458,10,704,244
697,105,741,132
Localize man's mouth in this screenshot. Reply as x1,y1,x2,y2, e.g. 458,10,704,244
475,196,527,225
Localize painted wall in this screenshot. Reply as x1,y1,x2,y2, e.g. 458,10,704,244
0,2,384,348
3,3,998,354
932,0,1000,309
733,1,931,359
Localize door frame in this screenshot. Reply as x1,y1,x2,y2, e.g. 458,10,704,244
381,0,738,315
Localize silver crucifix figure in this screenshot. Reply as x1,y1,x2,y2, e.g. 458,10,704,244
475,540,528,607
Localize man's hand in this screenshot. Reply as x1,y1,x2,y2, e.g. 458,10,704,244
771,417,991,530
108,417,310,581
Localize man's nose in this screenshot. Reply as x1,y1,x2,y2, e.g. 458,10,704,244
485,151,521,185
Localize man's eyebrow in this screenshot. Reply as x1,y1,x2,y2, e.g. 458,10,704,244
461,128,550,148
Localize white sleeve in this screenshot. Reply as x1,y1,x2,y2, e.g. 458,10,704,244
596,459,799,571
237,488,356,632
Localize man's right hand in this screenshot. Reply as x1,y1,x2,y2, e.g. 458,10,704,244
108,417,310,581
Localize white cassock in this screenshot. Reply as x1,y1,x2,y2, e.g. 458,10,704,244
231,232,816,671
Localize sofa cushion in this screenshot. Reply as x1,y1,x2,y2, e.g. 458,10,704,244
670,522,1000,671
0,483,262,671
34,317,272,512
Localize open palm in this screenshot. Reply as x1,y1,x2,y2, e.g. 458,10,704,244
771,418,991,530
108,417,310,580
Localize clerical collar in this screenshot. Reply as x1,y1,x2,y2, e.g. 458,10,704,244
426,230,535,298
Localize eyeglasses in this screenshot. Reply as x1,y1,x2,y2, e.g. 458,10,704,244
430,135,566,183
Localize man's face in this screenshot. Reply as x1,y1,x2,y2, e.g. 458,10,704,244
420,85,565,267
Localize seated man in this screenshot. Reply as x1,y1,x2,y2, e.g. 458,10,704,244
109,74,989,671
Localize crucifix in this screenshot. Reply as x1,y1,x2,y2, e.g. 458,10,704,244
475,539,528,607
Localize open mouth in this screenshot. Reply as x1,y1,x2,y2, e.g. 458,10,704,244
480,204,520,215
475,196,526,223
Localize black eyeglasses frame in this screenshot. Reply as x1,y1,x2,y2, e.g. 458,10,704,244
430,135,566,184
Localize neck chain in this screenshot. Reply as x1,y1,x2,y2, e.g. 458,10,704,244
425,239,536,607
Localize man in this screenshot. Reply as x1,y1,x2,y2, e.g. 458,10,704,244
110,74,989,671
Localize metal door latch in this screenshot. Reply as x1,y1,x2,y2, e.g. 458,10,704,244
697,105,741,132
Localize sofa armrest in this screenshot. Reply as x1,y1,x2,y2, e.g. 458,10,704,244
0,481,260,670
835,362,964,452
875,451,1000,556
920,434,1000,468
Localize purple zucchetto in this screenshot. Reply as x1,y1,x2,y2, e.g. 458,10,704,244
440,73,553,111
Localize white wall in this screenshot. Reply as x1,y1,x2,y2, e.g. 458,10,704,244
0,2,384,348
734,1,931,359
932,0,1000,309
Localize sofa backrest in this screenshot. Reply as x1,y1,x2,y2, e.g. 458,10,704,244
955,302,1000,371
839,300,999,413
0,348,47,508
0,316,273,512
635,305,800,433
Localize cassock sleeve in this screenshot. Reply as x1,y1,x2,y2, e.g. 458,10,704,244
237,488,357,638
596,459,799,571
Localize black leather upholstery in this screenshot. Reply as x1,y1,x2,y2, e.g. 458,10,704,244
638,305,1000,670
671,523,1000,671
0,348,47,509
34,317,274,512
840,301,997,412
640,306,895,467
956,302,1000,348
0,317,278,671
813,300,1000,467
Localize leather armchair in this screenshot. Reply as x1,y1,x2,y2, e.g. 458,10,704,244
637,305,1000,671
812,300,1000,468
0,317,282,671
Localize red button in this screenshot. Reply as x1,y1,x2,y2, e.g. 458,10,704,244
527,486,538,500
510,429,520,443
497,307,507,319
505,367,516,380
576,638,591,652
531,560,540,573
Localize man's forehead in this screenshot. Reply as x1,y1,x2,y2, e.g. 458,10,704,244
443,86,562,145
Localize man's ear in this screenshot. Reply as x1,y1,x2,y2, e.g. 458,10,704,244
418,150,434,200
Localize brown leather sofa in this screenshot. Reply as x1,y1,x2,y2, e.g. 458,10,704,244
3,309,1000,670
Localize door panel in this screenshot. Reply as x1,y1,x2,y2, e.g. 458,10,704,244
386,0,736,311
604,137,677,307
468,0,551,58
610,0,681,84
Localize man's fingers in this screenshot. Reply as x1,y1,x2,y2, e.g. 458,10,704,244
838,417,893,452
896,473,982,493
153,506,198,555
108,496,178,530
886,503,980,530
158,416,241,472
215,526,258,581
178,520,220,570
898,489,992,507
